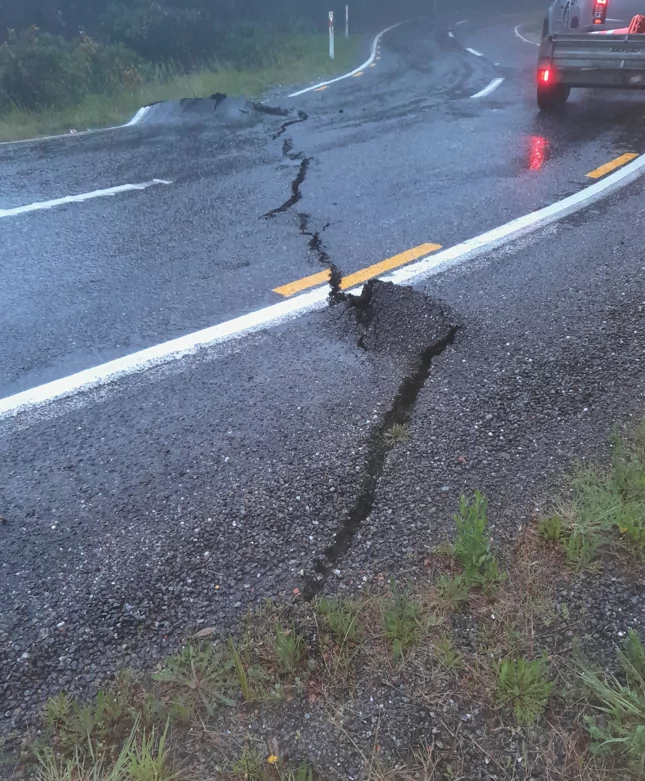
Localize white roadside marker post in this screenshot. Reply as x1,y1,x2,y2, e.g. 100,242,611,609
346,5,349,37
329,11,335,59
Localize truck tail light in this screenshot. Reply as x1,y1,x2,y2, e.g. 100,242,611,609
593,0,608,25
539,68,552,83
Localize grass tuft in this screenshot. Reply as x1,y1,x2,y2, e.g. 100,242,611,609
495,654,554,725
580,629,645,774
453,491,503,593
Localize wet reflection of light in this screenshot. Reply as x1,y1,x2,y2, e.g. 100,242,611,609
528,135,549,171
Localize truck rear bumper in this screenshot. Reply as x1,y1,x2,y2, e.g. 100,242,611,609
558,69,645,87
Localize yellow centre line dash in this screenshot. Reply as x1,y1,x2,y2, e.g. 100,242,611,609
339,243,442,290
273,243,442,298
586,153,638,179
353,71,364,77
273,269,331,297
314,85,329,92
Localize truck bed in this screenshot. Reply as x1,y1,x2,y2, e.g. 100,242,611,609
540,32,645,88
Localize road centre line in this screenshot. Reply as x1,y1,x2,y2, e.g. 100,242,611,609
514,24,540,46
274,269,331,297
0,180,171,219
448,31,455,38
288,21,403,97
4,151,645,419
465,47,484,57
456,19,468,25
586,153,638,179
471,77,505,98
274,243,442,298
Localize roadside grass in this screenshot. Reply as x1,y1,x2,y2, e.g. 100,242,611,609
539,424,645,566
0,35,360,142
14,424,645,780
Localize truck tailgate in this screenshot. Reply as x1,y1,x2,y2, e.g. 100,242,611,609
547,33,645,87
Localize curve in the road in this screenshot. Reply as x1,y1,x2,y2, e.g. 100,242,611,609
287,20,406,97
3,144,645,419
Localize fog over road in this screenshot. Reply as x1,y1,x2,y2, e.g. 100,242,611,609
2,0,645,737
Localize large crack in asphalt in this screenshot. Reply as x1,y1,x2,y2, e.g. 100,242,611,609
303,280,459,599
264,111,342,289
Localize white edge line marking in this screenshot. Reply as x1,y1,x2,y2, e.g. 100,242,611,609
288,22,403,97
0,287,331,418
0,105,152,148
448,31,455,38
465,47,484,57
3,151,645,418
514,24,540,46
0,179,171,219
456,19,468,25
471,77,505,98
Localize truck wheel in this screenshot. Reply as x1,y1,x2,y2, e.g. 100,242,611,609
537,83,570,112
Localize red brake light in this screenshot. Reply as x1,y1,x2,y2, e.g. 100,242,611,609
539,68,551,83
596,0,607,5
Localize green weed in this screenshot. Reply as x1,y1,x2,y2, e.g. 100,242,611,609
495,655,554,725
34,717,175,781
436,573,470,610
381,579,425,660
273,623,306,675
580,629,645,774
383,423,411,445
453,492,503,593
152,642,237,715
315,596,364,645
434,633,463,673
538,514,564,544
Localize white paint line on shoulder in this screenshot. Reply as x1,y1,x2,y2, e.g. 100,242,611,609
465,47,484,57
288,22,403,97
514,24,540,46
471,77,505,98
0,105,152,148
383,152,645,287
126,106,152,126
0,179,171,219
0,286,331,419
3,150,645,419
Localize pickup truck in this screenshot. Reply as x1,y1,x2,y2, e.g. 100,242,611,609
537,0,645,110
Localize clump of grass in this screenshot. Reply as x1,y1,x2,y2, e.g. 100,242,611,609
35,718,175,781
381,579,426,660
538,514,564,544
541,425,645,569
580,629,645,773
152,642,237,715
435,573,470,611
273,623,306,676
382,423,411,445
434,633,463,673
495,654,554,725
453,492,503,594
315,596,364,645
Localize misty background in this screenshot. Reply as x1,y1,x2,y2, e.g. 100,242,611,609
0,0,415,115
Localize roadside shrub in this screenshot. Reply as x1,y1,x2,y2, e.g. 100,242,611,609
0,28,142,112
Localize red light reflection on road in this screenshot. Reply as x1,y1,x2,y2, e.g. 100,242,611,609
528,135,549,171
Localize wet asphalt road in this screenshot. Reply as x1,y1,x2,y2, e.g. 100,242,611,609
2,0,645,736
5,0,645,395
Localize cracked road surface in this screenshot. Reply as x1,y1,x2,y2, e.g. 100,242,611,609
2,0,645,736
